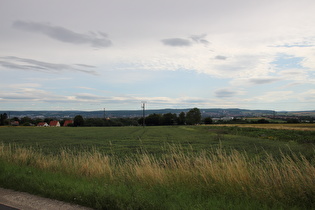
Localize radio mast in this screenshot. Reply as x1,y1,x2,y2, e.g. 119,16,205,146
141,101,146,127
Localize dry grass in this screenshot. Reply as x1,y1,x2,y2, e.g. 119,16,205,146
0,143,314,205
211,123,315,131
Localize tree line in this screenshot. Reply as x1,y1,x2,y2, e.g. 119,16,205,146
0,108,210,127
73,108,210,127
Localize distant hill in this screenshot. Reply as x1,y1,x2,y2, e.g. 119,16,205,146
277,110,315,116
1,108,314,119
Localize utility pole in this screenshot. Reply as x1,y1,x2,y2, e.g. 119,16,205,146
141,101,146,127
103,108,106,120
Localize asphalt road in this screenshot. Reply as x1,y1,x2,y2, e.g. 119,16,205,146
0,188,92,210
0,204,17,210
0,203,18,210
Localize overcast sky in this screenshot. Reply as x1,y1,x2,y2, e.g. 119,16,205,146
1,0,315,111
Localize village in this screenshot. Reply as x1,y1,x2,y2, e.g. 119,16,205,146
9,120,74,127
37,120,74,127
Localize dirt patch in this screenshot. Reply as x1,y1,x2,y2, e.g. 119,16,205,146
0,188,92,210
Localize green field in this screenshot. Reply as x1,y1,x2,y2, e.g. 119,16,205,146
1,125,314,158
0,125,315,209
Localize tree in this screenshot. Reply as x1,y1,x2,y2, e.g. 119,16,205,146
74,115,84,127
162,113,177,125
256,119,269,124
21,116,32,125
177,112,186,125
287,118,299,123
0,113,7,125
2,113,8,120
204,117,213,124
145,113,162,126
44,118,54,123
186,108,201,125
12,117,19,122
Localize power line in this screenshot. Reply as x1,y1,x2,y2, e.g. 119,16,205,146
141,101,146,127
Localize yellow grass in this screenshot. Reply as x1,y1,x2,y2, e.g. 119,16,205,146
210,123,315,131
0,143,314,204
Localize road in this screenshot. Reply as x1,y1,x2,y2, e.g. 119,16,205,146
0,188,92,210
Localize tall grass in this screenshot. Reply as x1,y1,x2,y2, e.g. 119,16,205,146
0,143,314,208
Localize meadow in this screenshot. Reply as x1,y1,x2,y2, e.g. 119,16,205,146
0,125,314,209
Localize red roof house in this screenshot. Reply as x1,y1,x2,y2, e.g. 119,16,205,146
11,121,19,126
63,120,73,127
37,122,49,127
49,121,60,127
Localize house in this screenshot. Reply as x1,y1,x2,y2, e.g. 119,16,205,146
11,121,19,126
37,122,49,127
49,121,60,127
63,120,73,127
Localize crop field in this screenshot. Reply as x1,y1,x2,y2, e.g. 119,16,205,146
211,123,315,131
0,125,314,209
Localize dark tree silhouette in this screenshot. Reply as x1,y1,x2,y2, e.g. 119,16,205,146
186,108,201,125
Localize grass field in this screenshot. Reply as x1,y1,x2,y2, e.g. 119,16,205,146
0,125,314,209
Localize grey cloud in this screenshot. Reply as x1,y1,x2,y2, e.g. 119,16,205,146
215,55,228,60
249,78,280,85
75,64,96,68
161,34,210,47
190,34,210,45
0,56,98,75
12,21,112,48
161,38,192,47
215,89,237,98
1,94,38,100
75,93,102,100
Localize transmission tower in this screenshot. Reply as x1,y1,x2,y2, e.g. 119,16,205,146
141,101,146,127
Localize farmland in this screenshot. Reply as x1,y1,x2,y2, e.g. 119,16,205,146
0,125,315,209
212,123,315,131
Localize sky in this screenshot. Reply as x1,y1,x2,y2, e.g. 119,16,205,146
1,0,315,111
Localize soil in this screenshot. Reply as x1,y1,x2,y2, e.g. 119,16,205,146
0,188,92,210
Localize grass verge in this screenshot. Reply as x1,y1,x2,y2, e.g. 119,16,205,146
0,144,314,209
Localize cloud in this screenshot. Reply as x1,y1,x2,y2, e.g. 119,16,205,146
161,38,192,47
12,20,112,48
215,88,238,98
273,44,314,48
0,86,52,101
75,64,96,68
0,56,98,75
271,39,315,48
215,55,228,60
249,78,280,85
0,83,213,109
161,34,210,47
190,34,210,45
214,55,259,73
250,91,294,103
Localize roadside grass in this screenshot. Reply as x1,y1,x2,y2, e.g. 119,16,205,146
0,160,277,210
0,143,314,209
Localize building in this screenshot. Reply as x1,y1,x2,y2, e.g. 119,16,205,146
37,122,49,127
11,121,19,126
49,121,60,127
63,120,73,127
